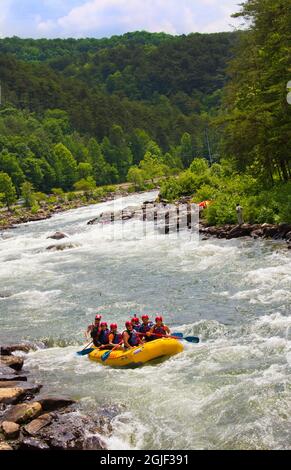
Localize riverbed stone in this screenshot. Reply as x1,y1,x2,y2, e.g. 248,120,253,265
46,242,79,251
0,366,27,382
0,356,24,371
23,413,54,436
0,440,13,450
0,342,35,356
36,395,75,411
47,231,68,240
0,387,24,404
1,421,20,439
1,402,42,424
19,437,50,450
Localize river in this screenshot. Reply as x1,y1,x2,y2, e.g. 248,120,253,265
0,191,290,450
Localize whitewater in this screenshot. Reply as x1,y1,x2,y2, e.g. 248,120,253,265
0,191,290,450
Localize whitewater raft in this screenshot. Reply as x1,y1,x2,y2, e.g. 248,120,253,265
88,337,184,368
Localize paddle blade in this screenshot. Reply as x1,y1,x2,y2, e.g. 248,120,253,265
184,336,199,343
172,332,183,338
101,351,111,362
76,348,94,356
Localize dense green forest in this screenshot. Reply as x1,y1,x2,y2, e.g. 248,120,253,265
0,0,290,224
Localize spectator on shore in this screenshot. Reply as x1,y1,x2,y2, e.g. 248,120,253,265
236,203,244,225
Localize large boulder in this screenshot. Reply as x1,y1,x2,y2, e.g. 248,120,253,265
35,395,75,412
36,412,107,450
1,402,42,424
1,421,20,439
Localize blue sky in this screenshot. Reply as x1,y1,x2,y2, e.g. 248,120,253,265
0,0,243,39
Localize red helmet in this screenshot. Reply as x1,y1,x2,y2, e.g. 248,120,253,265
125,321,132,328
100,322,107,327
155,316,163,322
142,315,149,320
131,317,139,323
110,323,117,330
95,314,102,320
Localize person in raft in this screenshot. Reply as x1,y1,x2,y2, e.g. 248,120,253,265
131,316,141,331
123,321,143,349
91,321,109,347
139,314,154,341
86,314,102,339
107,323,123,350
147,316,171,339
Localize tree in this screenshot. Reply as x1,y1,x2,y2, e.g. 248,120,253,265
127,166,146,189
0,172,17,210
180,133,194,168
21,181,35,208
53,143,78,190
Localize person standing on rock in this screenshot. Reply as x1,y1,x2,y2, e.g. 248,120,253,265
236,203,244,225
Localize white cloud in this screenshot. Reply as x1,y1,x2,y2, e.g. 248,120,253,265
35,0,240,38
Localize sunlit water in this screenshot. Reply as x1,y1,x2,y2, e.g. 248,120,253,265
0,191,290,450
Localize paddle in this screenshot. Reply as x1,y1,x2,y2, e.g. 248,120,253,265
101,340,123,362
137,332,199,343
77,340,94,356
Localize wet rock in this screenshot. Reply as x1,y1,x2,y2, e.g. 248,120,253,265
47,231,68,240
1,402,42,424
46,242,79,251
0,356,24,371
19,437,50,450
0,366,27,382
1,421,20,439
37,412,106,450
226,224,254,239
0,387,24,404
0,381,41,393
36,395,75,412
23,413,54,436
0,440,13,450
0,342,35,356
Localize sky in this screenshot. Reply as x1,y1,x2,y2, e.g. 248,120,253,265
0,0,243,39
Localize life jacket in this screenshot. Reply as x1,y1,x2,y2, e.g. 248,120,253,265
139,321,154,334
123,328,139,347
98,328,109,345
133,323,141,332
90,326,101,339
109,331,122,345
152,324,167,336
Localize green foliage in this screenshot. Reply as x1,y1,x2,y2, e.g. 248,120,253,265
21,181,35,208
0,171,17,209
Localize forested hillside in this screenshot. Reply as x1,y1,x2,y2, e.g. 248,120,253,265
0,31,237,196
0,1,290,226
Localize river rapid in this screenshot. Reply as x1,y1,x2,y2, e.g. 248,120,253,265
0,191,290,450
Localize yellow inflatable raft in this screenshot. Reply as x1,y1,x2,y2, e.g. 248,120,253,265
88,337,184,368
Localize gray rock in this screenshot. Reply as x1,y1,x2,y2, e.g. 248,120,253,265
35,395,75,412
19,437,50,450
47,231,68,240
0,342,36,356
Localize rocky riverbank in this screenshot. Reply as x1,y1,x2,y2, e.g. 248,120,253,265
86,197,291,248
0,343,108,450
199,221,291,248
0,185,135,231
